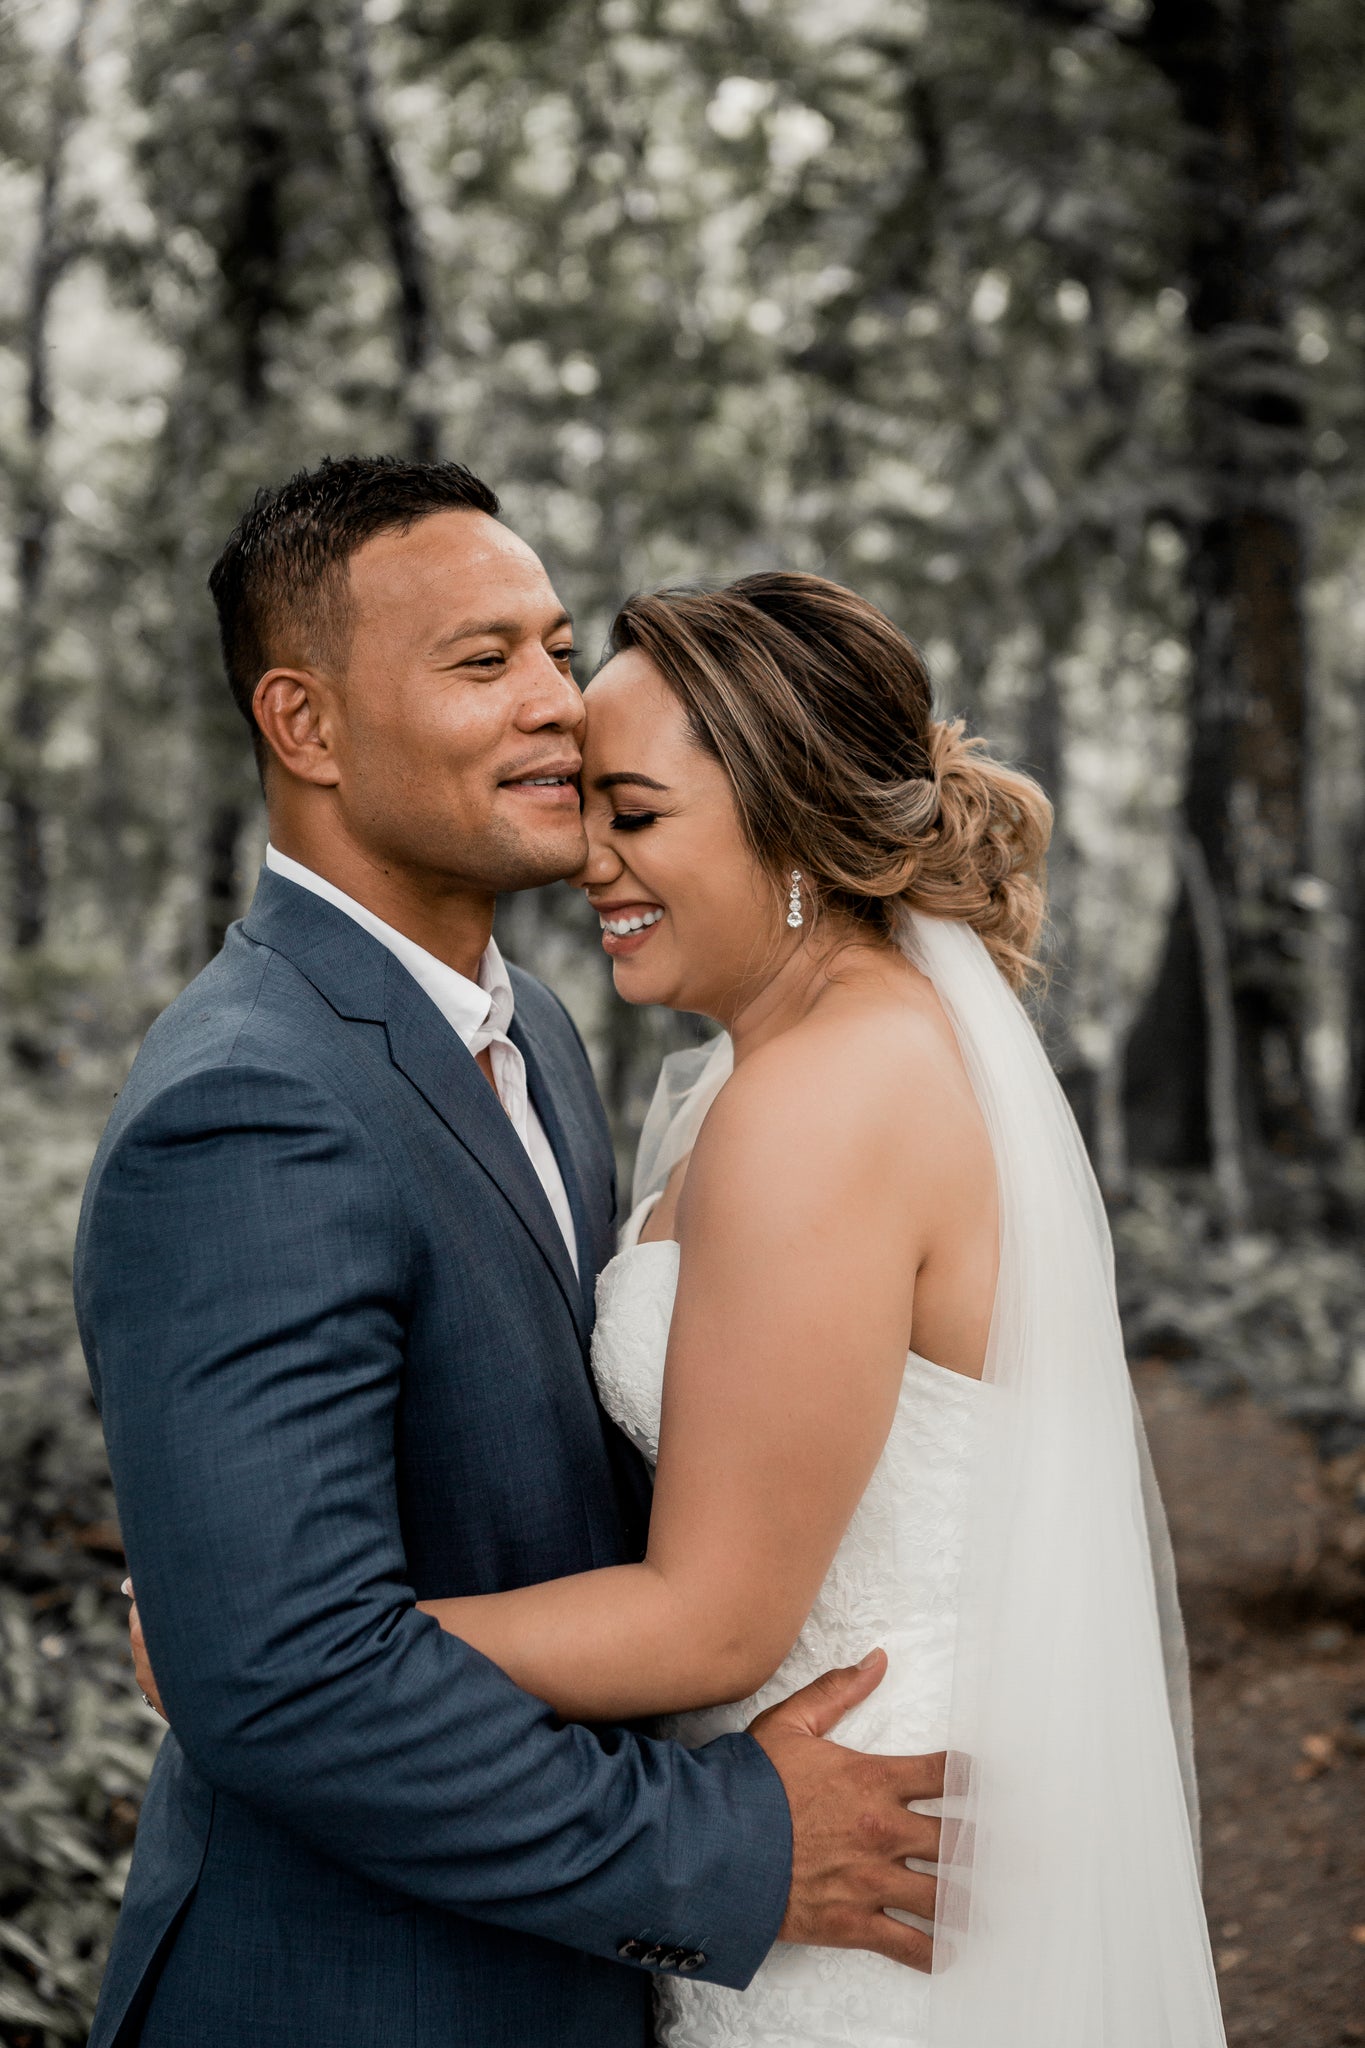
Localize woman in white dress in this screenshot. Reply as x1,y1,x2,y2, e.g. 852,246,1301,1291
404,571,1226,2047
140,569,1227,2046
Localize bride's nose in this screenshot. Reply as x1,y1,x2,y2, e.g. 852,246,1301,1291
569,815,624,893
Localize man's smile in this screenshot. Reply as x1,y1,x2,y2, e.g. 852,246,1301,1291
498,758,582,805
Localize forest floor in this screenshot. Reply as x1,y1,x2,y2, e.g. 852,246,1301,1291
1138,1361,1365,2046
1,1080,1364,2041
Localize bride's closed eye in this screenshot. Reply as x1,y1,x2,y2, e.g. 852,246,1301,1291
610,812,658,833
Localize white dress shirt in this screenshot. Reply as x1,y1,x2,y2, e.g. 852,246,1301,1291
265,845,579,1275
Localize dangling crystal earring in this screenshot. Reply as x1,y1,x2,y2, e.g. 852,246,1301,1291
786,871,804,930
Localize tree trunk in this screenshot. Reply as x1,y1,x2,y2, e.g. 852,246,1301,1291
203,801,245,963
179,13,291,971
1176,828,1252,1229
1350,815,1365,1135
1092,1015,1130,1207
348,1,440,462
1022,582,1099,1150
1125,0,1317,1184
6,0,94,1063
219,114,285,407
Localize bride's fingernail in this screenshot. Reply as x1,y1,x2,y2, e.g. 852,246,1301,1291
120,1580,132,1598
857,1648,881,1669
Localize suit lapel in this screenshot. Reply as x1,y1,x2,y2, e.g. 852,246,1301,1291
511,1010,597,1327
241,869,587,1338
382,962,588,1336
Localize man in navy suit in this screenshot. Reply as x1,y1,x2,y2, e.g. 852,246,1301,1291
76,456,942,2046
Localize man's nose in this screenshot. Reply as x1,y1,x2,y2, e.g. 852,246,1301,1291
517,648,586,732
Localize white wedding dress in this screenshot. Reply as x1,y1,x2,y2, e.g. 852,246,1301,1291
593,1208,982,2048
586,910,1227,2048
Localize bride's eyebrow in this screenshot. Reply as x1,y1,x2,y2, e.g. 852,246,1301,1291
593,772,670,794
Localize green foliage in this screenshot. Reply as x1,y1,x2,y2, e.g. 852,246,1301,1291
0,0,1357,1081
0,1079,163,2045
1116,1169,1365,1410
1,1,1363,2035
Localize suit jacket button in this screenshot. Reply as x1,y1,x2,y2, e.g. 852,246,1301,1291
658,1946,687,1970
677,1950,706,1972
617,1939,645,1961
640,1944,667,1966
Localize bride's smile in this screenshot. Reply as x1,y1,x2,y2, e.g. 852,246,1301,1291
595,901,666,953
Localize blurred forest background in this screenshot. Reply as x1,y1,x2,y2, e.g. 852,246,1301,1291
0,0,1363,2041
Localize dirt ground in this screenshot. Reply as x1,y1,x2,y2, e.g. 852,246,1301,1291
1136,1362,1365,2046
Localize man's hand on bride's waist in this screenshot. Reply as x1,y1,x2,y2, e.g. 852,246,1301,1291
750,1648,944,1973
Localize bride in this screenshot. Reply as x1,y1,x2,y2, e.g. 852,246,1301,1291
138,571,1227,2046
424,569,1225,2047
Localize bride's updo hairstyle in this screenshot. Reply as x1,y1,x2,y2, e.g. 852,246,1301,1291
606,572,1052,990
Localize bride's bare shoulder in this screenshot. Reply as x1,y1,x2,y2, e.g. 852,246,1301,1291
688,980,976,1204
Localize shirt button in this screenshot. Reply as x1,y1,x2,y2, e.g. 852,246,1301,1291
677,1951,707,1972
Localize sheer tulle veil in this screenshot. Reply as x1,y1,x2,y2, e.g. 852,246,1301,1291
632,908,1226,2046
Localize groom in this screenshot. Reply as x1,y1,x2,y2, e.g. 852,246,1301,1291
76,455,943,2048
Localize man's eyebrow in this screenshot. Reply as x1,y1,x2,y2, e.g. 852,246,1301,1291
593,772,671,793
429,609,574,653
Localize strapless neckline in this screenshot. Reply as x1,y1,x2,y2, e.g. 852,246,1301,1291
604,1231,985,1398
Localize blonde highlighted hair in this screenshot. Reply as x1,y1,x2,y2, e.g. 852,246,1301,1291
607,572,1052,991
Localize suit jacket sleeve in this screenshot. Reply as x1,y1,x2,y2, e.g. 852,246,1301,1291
76,1063,792,1987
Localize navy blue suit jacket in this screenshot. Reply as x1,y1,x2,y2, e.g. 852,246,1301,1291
74,869,791,2048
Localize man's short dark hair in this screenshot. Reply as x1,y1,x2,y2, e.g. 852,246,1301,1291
208,454,500,767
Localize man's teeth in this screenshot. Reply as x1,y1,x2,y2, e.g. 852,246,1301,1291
600,909,664,937
514,776,569,786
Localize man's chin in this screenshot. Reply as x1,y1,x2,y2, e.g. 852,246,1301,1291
482,819,588,895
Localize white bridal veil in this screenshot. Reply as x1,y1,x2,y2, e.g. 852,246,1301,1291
633,908,1226,2048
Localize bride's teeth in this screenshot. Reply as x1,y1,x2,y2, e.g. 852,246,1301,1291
599,908,664,937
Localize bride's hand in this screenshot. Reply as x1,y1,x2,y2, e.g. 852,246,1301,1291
749,1649,944,1971
122,1582,167,1721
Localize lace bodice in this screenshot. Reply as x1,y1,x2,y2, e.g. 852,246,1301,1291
590,1207,983,2048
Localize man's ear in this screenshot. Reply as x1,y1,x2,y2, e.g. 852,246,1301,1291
253,667,342,787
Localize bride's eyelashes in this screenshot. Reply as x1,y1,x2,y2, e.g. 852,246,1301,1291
609,811,658,833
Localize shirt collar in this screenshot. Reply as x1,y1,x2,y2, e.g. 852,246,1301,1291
264,844,513,1052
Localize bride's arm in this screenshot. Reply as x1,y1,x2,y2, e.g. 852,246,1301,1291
420,1019,948,1722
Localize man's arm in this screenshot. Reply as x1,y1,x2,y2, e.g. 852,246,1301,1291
77,1062,790,1987
416,1035,927,1723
